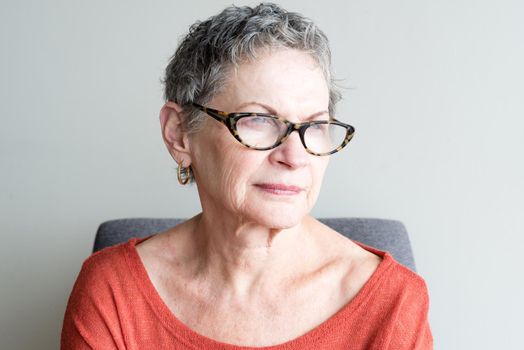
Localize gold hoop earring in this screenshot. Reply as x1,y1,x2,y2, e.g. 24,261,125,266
177,163,192,185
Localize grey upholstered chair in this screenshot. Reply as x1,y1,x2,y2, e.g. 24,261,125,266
94,218,417,271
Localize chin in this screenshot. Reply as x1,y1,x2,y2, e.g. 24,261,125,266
247,202,308,230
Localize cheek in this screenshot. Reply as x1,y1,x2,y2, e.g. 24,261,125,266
218,155,248,208
307,159,329,201
191,135,257,210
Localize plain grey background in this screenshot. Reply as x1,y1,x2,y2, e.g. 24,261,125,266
1,0,523,349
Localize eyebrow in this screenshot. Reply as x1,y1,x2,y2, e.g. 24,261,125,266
235,101,329,121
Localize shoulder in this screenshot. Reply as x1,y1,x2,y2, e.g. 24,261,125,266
362,249,431,318
312,217,429,297
310,218,430,306
369,257,433,348
69,240,136,299
350,233,430,303
80,241,129,275
61,240,139,348
386,259,431,305
340,243,432,342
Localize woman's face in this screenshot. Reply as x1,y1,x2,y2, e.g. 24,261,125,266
189,49,331,229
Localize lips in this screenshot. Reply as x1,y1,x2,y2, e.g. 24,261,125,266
254,183,304,195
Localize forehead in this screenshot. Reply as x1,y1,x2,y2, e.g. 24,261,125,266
217,49,329,114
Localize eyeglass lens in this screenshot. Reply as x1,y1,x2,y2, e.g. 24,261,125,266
235,116,347,153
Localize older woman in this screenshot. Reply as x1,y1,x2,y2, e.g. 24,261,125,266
61,3,433,349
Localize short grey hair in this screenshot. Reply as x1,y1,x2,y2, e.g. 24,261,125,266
163,2,341,133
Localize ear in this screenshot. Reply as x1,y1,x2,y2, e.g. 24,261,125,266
159,101,192,167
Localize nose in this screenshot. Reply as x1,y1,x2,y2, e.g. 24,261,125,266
268,130,310,169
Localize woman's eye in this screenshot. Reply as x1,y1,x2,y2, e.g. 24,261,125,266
309,123,328,131
251,116,270,124
245,116,279,127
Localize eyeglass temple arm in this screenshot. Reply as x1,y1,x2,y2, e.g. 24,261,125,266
192,103,227,124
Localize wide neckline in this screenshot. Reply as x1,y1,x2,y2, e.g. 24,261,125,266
124,234,394,349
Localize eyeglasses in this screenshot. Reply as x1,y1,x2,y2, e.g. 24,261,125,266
192,103,355,156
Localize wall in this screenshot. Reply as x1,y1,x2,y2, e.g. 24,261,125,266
1,0,522,348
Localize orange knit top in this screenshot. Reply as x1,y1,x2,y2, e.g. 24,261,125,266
61,236,433,349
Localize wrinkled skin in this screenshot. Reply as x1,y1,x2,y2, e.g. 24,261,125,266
161,48,331,235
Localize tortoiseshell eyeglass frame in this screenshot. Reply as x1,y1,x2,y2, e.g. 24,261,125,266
192,103,355,156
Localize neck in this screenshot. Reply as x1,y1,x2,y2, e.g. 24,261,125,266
187,212,315,297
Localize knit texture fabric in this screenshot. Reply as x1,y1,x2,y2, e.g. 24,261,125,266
61,236,433,349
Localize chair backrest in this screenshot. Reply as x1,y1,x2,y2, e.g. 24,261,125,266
94,218,417,271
